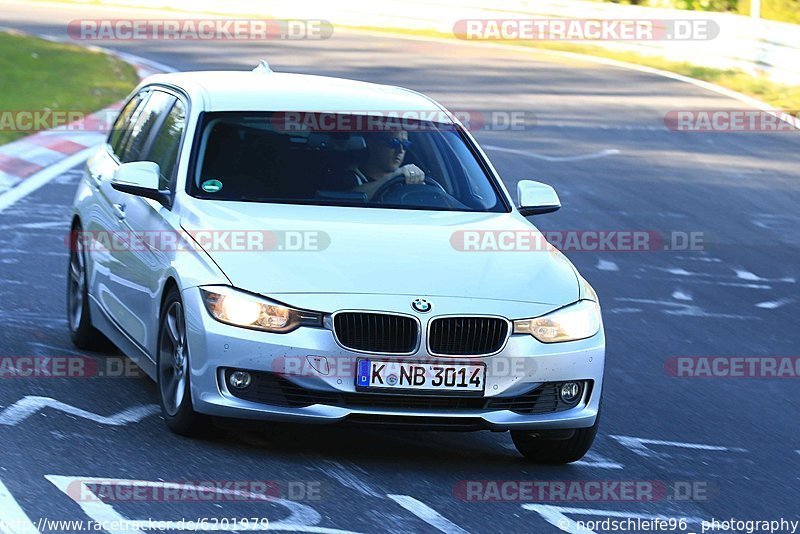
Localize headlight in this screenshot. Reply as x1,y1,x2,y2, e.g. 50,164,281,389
580,276,599,303
200,286,321,333
513,300,601,343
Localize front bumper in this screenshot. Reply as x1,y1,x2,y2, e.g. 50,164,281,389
182,288,605,431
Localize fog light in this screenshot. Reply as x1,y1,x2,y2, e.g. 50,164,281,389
229,371,252,389
559,382,582,403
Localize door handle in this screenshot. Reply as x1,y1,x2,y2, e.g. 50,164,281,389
113,202,126,219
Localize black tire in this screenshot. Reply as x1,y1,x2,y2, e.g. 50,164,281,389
511,411,600,464
157,285,212,436
66,223,112,351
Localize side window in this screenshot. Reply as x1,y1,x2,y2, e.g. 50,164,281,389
108,94,143,160
118,91,176,164
143,100,186,191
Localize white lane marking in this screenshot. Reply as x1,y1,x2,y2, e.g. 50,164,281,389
755,298,795,309
671,289,693,301
500,443,624,469
674,256,722,262
522,504,704,534
659,266,780,284
595,259,619,272
387,495,469,534
693,280,771,290
735,269,795,283
614,298,755,319
46,476,135,534
664,267,694,276
46,476,361,534
483,145,620,162
605,307,643,314
0,478,41,534
0,171,16,189
610,435,747,459
112,50,178,74
647,267,773,288
573,451,624,470
0,249,68,256
0,220,66,230
0,147,95,215
319,461,382,498
524,504,587,534
27,342,89,357
735,269,762,281
0,396,158,426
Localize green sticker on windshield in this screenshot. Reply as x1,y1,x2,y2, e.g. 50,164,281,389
201,179,223,193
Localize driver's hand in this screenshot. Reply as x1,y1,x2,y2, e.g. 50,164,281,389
396,164,425,184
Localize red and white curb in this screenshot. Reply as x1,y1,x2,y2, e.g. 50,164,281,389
0,30,175,212
0,103,123,189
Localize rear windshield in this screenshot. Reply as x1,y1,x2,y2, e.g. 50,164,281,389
189,112,508,212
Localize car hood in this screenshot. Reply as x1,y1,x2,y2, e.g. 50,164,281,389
180,201,579,306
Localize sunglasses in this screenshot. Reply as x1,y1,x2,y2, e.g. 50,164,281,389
383,137,413,150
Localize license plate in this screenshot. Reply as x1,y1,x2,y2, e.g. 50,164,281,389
356,359,485,392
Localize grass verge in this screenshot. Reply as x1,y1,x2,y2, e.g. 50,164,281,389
0,31,139,144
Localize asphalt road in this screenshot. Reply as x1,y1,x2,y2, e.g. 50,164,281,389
0,1,799,533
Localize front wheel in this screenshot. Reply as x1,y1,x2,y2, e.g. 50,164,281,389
157,286,211,436
511,411,600,464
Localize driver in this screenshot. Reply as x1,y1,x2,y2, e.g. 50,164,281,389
344,130,425,198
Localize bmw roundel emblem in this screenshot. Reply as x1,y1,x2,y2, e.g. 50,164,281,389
411,298,432,313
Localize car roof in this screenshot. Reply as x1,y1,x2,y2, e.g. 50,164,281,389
142,70,451,119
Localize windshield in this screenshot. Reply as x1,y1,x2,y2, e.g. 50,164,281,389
189,112,508,212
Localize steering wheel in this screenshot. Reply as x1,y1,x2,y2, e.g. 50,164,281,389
371,174,449,203
372,174,471,210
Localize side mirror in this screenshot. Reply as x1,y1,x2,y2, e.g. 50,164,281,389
111,162,171,208
517,180,561,216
